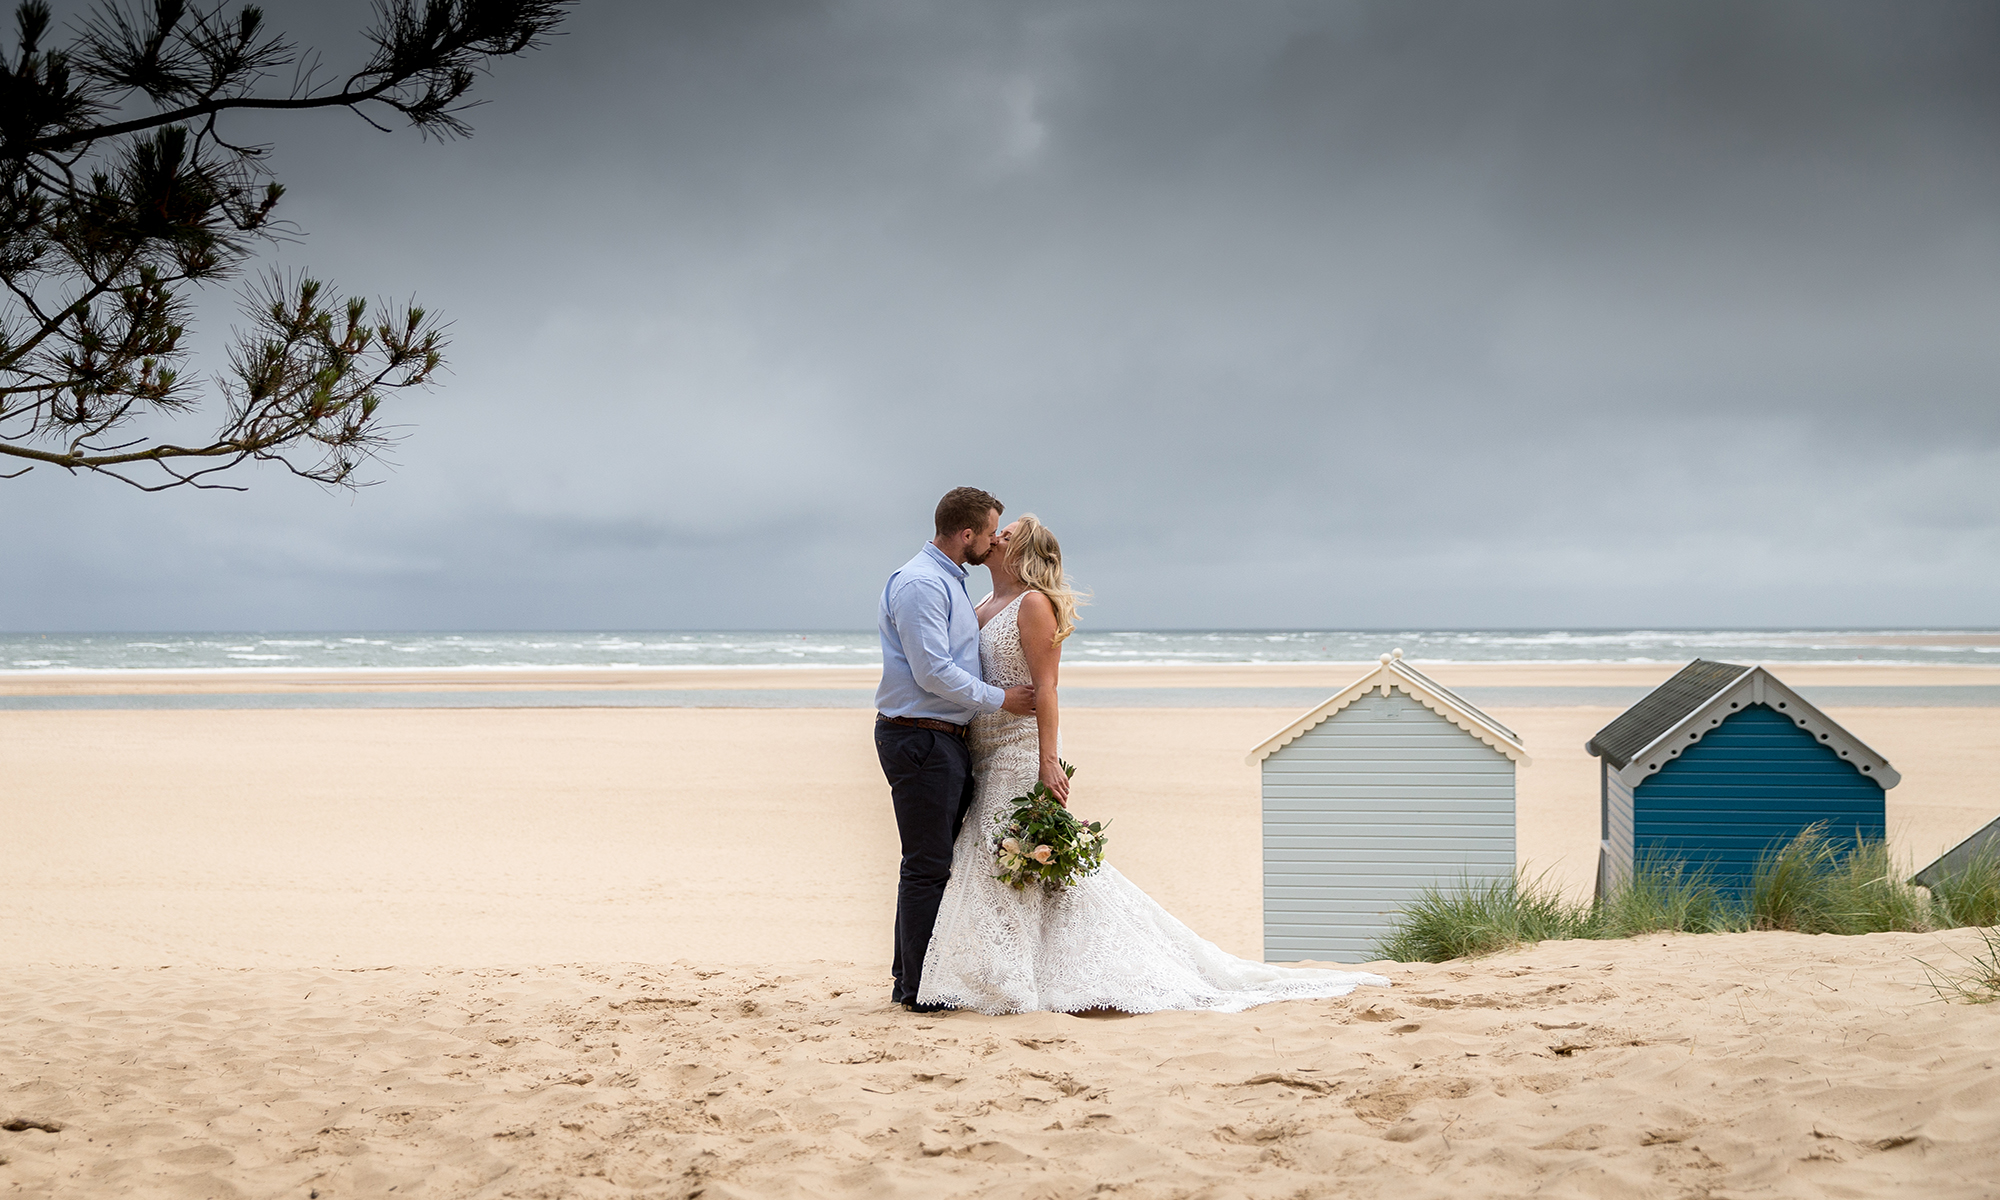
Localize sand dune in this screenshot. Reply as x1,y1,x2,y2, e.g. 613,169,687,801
4,930,1997,1198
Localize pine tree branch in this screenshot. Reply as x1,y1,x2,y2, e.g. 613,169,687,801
0,0,565,491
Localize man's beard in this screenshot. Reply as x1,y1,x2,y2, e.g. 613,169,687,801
964,545,991,566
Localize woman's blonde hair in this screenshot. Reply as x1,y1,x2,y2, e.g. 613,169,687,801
1007,514,1087,644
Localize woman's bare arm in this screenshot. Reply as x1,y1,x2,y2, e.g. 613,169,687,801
1016,590,1070,804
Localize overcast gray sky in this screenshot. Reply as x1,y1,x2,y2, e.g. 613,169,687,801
8,0,1999,631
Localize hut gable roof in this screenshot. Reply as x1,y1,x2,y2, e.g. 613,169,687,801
1587,660,1901,790
1586,659,1750,769
1912,815,2000,889
1246,653,1529,766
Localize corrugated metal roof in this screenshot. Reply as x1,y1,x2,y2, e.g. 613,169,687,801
1585,659,1749,769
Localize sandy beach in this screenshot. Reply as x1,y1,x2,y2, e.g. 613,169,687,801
5,663,1999,1195
5,935,1998,1198
8,0,2000,1191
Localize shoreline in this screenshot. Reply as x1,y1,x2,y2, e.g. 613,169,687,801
8,659,2000,695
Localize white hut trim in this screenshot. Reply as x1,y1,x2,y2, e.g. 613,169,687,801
1604,664,1900,791
1246,657,1530,766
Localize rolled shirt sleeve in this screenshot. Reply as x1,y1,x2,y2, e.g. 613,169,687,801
889,576,1005,715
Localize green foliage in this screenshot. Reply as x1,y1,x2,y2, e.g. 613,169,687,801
1593,856,1742,938
1376,827,1967,963
1923,927,2000,1005
1927,842,2000,928
1373,871,1593,964
992,761,1108,891
1739,824,1938,935
0,0,568,489
1741,822,1842,932
1818,836,1937,935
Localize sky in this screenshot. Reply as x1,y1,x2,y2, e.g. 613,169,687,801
7,0,2000,632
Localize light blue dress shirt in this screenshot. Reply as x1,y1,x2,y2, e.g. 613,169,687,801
875,543,1006,723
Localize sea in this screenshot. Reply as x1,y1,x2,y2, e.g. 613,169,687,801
3,629,1997,673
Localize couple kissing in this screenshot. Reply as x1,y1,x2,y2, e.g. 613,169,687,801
873,486,1389,1016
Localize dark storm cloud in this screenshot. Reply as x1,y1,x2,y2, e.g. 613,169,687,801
9,1,2000,630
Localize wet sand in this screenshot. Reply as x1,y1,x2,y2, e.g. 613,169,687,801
8,659,2000,694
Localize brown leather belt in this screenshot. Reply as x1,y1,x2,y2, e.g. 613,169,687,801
877,713,969,738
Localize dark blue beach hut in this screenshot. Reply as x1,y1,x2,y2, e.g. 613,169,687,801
1586,660,1900,895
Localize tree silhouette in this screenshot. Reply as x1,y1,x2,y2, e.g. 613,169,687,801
0,0,569,490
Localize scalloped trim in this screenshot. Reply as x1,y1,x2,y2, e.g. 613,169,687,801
1396,684,1526,761
1614,667,1897,790
1248,665,1529,765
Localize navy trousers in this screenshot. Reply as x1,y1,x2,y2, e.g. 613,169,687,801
875,720,976,1005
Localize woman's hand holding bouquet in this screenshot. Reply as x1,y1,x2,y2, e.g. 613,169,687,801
993,761,1108,890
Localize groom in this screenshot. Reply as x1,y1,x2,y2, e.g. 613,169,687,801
875,486,1037,1011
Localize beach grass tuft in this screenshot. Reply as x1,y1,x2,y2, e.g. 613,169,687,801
1373,871,1591,964
1927,842,2000,928
1594,856,1741,938
1819,836,1939,934
1744,823,1843,932
1746,824,1938,935
1922,926,2000,1005
1376,825,1988,962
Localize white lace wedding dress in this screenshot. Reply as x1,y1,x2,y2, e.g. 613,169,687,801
916,594,1392,1015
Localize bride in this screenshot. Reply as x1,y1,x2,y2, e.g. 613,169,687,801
917,515,1390,1015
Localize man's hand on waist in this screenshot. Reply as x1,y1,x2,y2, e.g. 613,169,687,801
1002,685,1036,716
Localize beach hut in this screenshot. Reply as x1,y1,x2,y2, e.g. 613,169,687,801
1586,660,1900,895
1247,650,1528,963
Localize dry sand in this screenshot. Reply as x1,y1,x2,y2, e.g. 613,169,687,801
4,933,1998,1198
4,698,1994,967
5,665,2000,1196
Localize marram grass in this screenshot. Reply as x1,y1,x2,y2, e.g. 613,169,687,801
1745,826,1939,936
1921,926,2000,1005
1375,824,1991,965
1592,856,1740,938
1927,841,2000,928
1371,871,1593,964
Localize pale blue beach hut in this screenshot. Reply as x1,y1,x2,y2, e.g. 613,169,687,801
1248,651,1529,963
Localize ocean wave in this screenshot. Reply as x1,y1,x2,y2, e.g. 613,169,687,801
0,629,1993,672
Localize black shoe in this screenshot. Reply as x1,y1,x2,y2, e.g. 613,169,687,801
903,1001,956,1014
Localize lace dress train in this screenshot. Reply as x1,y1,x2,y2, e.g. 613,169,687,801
916,595,1391,1015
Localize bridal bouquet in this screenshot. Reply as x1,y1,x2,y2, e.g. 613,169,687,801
992,761,1108,891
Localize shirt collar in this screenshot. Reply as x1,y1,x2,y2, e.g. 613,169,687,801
921,541,969,581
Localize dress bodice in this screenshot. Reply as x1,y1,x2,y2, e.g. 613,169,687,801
979,593,1031,688
970,593,1036,769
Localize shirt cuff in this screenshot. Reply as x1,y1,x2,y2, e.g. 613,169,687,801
980,682,1007,713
